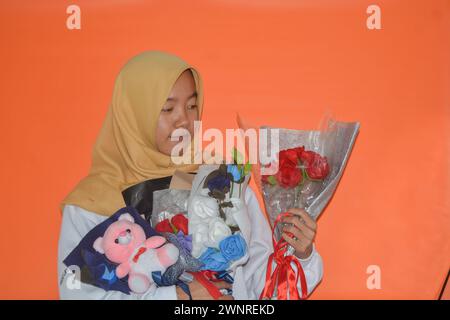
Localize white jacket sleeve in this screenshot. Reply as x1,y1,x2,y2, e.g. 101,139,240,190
57,204,177,300
232,188,323,299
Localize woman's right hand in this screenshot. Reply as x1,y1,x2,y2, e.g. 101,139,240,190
176,279,233,300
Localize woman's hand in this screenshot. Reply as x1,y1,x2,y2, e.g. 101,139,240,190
280,208,317,260
176,278,234,300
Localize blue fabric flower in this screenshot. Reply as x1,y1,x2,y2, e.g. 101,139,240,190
219,234,247,261
207,174,230,192
227,165,242,182
199,248,230,271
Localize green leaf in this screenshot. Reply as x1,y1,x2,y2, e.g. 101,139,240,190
169,221,178,234
244,162,252,175
232,148,238,163
267,175,277,185
299,168,307,187
232,147,244,165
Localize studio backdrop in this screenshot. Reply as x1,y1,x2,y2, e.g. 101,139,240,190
0,0,448,299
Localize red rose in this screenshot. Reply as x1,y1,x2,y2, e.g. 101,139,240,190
155,219,173,233
300,151,330,180
278,149,298,168
294,146,305,159
299,150,315,165
171,213,189,235
276,165,302,188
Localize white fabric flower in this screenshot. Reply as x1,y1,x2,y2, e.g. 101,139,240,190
188,194,222,258
188,195,219,221
206,217,232,249
190,223,209,258
224,198,243,227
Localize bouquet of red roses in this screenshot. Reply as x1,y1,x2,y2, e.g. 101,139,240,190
249,117,360,300
261,146,330,242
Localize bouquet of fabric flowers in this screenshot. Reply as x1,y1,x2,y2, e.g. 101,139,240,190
186,151,252,296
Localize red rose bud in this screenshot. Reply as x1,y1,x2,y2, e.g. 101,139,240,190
155,219,173,233
276,165,303,188
303,152,330,180
171,214,189,235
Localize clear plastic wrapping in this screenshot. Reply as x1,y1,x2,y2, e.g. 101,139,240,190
150,189,190,228
251,116,360,242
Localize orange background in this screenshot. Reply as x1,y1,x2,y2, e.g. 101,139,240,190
0,0,449,299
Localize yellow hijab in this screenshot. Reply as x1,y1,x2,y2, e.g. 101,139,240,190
60,51,204,216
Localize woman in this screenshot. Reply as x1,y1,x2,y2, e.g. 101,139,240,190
58,51,323,299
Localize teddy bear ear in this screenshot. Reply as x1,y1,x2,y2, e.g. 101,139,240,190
93,237,104,254
118,213,135,223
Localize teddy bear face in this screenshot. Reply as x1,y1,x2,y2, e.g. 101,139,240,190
94,213,147,263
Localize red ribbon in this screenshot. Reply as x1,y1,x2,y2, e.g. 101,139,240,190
201,270,222,282
191,271,223,300
259,212,308,300
132,247,147,263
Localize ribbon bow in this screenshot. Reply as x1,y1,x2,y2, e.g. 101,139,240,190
132,247,147,263
260,212,308,300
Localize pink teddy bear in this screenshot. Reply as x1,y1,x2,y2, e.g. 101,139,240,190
93,213,179,294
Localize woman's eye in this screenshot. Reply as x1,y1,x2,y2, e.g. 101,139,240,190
187,105,198,110
162,107,173,112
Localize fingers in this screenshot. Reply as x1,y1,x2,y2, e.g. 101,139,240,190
281,232,310,253
281,232,297,247
283,221,316,241
282,223,303,241
214,281,233,300
287,208,317,230
189,279,234,300
281,208,316,257
282,216,315,240
213,281,232,290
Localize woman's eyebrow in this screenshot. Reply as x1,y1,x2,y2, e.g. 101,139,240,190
166,91,197,102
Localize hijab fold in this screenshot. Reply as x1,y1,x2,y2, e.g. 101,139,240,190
60,51,204,216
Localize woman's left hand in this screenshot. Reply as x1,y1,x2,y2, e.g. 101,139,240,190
280,208,317,260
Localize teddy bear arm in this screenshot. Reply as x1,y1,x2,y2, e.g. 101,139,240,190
144,236,166,249
116,262,131,279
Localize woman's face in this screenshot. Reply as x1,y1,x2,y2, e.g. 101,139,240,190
155,69,199,156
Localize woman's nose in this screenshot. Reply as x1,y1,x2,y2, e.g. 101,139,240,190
174,107,189,128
